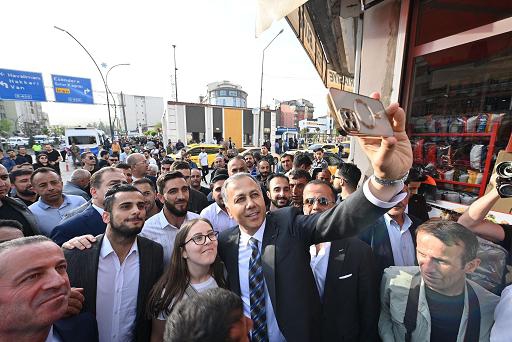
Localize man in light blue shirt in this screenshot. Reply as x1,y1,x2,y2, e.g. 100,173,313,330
28,167,86,236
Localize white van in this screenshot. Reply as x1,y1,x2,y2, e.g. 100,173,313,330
65,128,104,155
33,135,49,145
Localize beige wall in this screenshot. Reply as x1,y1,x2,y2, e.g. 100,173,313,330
352,0,405,181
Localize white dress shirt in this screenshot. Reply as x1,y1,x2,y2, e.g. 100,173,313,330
45,326,63,342
309,242,331,299
140,209,200,266
239,220,285,342
383,212,415,266
92,203,104,216
491,284,512,342
96,235,140,342
200,202,238,233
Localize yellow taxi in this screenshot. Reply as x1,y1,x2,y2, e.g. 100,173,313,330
172,144,222,168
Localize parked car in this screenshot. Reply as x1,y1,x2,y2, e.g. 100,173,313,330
307,143,338,154
171,144,222,168
7,137,29,148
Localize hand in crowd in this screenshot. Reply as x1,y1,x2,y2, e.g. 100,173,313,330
63,287,85,318
62,234,97,250
358,92,412,181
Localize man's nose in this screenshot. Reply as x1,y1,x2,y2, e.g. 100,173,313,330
42,269,68,290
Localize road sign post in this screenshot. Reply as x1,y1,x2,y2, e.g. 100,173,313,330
51,75,94,104
0,68,47,101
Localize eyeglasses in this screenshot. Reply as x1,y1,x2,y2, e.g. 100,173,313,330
87,156,96,160
304,197,334,206
182,231,219,246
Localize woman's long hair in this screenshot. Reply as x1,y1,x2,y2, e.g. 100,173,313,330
145,218,226,318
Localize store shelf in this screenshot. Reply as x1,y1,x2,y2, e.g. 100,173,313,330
433,179,481,187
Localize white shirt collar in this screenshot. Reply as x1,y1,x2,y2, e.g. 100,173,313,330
384,212,413,231
157,209,194,230
100,234,138,259
239,218,266,246
214,202,229,215
92,203,104,216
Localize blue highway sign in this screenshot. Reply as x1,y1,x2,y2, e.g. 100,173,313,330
0,68,47,101
52,74,94,104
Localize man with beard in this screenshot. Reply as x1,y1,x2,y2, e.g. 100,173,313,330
0,165,39,236
200,169,237,232
140,171,200,265
28,167,86,237
9,169,38,206
190,167,210,197
51,167,127,245
359,183,425,281
243,153,257,176
332,163,361,201
171,161,209,214
266,174,291,211
304,180,379,341
64,184,163,342
133,178,160,219
288,168,312,209
255,160,271,187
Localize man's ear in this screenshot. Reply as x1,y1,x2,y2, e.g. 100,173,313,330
157,192,164,203
225,203,233,219
102,211,111,225
464,258,481,274
90,187,97,198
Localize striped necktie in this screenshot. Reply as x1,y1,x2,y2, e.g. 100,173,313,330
249,237,268,342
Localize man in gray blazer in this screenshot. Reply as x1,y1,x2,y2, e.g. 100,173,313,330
218,95,414,342
64,184,163,342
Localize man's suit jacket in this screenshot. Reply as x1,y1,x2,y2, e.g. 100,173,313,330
64,234,163,342
53,312,99,342
218,188,388,342
359,214,424,281
51,205,106,246
320,238,380,342
188,187,209,214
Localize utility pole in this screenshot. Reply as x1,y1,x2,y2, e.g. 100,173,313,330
172,44,178,101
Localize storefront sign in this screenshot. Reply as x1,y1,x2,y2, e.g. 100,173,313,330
326,69,354,92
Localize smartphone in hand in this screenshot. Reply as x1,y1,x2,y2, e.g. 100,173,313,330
327,88,394,137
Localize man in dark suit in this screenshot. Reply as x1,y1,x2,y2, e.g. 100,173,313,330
0,236,98,342
51,167,127,245
217,96,412,342
64,184,163,342
304,180,379,341
359,182,425,281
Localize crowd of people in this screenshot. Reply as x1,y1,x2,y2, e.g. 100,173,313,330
0,100,511,342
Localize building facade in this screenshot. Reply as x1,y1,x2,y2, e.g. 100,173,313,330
201,81,248,108
162,101,276,149
277,98,314,128
117,94,164,133
0,100,49,135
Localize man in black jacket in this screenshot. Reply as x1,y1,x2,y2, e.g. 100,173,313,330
217,94,413,342
64,184,163,342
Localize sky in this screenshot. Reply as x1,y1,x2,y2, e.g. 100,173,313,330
2,0,328,126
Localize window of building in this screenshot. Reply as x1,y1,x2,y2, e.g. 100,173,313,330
219,90,227,96
228,90,238,96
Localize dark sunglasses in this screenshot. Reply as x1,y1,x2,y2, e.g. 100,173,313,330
303,197,334,206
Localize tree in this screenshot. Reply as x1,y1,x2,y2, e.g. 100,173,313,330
0,119,13,136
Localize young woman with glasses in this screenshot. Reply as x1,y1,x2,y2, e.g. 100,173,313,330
33,152,50,170
146,218,226,342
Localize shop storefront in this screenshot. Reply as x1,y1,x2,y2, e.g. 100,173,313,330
402,1,512,217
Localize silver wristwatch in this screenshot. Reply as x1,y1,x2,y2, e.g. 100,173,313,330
372,172,409,186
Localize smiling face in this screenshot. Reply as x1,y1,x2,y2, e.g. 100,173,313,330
158,177,189,217
224,176,266,234
0,241,70,333
103,190,146,238
133,182,156,213
181,220,218,269
267,176,290,209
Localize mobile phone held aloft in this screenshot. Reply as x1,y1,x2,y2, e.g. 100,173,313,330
327,88,394,137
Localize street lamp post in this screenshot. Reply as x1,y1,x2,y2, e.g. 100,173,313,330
54,26,115,141
105,63,130,135
172,44,178,101
258,28,284,147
